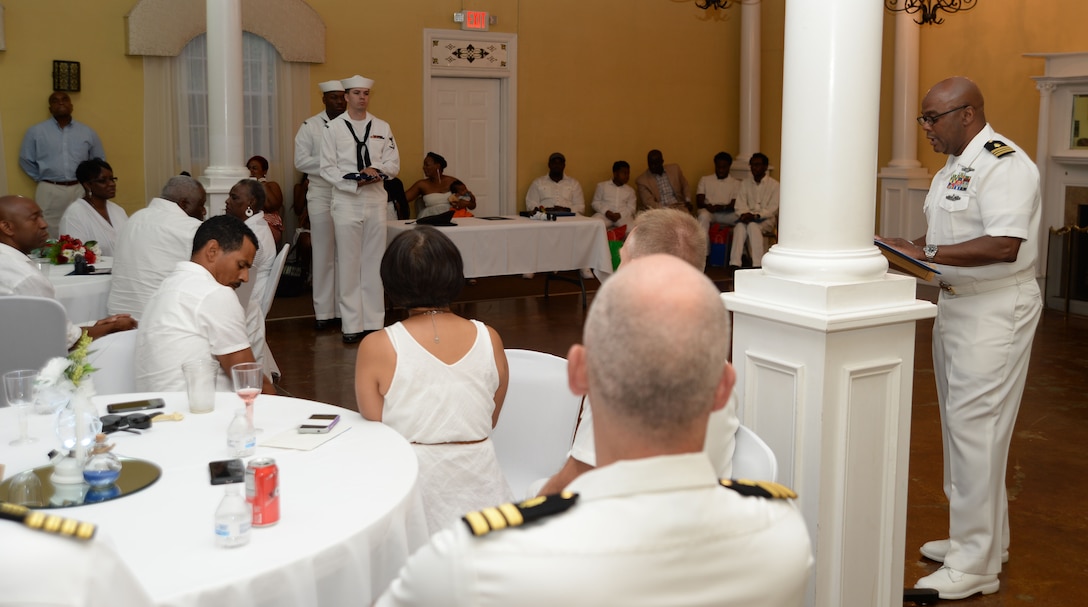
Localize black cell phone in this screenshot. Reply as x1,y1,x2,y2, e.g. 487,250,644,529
106,398,166,414
298,414,340,434
208,459,246,485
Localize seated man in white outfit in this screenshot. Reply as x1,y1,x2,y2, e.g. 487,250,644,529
696,151,742,251
590,160,636,229
0,195,135,348
524,152,589,278
376,254,812,607
59,158,128,256
729,152,780,269
539,208,739,496
108,176,207,319
135,215,274,394
525,152,585,215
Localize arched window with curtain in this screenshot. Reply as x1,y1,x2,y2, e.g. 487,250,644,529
176,32,280,174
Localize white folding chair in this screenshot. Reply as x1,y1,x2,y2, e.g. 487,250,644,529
0,296,68,404
491,349,584,498
731,424,778,482
85,330,138,396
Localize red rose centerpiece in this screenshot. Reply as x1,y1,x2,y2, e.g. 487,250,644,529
45,235,99,264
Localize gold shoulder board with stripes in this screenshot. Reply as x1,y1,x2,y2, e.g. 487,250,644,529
462,491,578,537
985,140,1015,158
1,502,97,541
719,479,798,500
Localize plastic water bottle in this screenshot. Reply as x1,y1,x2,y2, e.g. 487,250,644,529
214,485,251,548
227,409,256,457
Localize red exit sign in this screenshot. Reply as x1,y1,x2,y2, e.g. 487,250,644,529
461,10,490,31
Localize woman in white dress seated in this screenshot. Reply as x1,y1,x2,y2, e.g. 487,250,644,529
355,226,512,534
59,158,128,256
224,179,277,373
402,152,461,219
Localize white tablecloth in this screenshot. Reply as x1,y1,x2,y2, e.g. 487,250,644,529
0,392,427,607
44,256,113,324
387,215,614,279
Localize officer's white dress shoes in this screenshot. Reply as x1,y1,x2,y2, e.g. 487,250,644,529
920,539,1009,564
914,566,999,600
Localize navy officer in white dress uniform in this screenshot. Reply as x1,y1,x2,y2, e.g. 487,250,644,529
375,254,813,607
879,76,1042,601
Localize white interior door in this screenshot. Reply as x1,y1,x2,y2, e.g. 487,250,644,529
430,77,502,217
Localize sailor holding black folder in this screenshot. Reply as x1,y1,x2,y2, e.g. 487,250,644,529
878,76,1041,601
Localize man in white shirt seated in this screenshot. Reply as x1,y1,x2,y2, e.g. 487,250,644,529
525,152,585,214
0,195,135,347
590,160,636,229
135,215,274,394
376,254,812,607
108,176,206,319
524,151,589,278
730,152,781,270
538,208,738,496
696,151,742,246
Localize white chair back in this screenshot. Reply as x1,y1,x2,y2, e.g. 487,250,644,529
85,330,138,396
731,424,778,482
0,296,68,404
491,349,583,499
261,243,290,316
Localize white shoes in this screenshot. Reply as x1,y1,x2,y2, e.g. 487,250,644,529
914,566,999,600
920,539,1009,564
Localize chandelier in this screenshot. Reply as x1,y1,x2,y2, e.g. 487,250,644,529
694,0,739,8
884,0,978,25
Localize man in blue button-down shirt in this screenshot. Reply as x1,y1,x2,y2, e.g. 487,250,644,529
19,92,106,238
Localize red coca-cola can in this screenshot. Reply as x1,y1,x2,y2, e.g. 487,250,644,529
245,457,279,527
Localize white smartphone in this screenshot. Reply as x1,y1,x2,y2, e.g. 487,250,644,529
298,414,340,434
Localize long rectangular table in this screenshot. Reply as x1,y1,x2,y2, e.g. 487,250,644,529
386,215,614,279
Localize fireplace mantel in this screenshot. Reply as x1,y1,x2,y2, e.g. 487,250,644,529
1029,52,1088,313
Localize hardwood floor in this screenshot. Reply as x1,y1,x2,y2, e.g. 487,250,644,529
267,274,1086,606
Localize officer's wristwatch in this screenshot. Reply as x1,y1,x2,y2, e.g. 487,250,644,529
923,244,938,262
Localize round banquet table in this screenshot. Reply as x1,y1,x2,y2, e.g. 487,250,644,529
0,392,427,607
43,256,113,325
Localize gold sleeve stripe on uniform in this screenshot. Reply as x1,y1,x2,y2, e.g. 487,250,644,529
498,502,523,526
481,507,507,531
463,511,490,536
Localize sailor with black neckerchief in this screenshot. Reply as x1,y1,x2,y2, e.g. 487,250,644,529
375,254,812,607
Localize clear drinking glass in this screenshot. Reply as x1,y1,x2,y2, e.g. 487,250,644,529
4,370,39,446
231,362,263,433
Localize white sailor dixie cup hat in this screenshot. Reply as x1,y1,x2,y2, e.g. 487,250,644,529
341,75,374,90
318,80,345,93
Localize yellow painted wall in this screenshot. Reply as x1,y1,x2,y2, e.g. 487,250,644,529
0,0,145,209
2,0,1087,216
915,0,1088,170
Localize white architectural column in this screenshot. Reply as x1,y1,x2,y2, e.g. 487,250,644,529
735,0,760,174
201,0,249,217
878,11,930,239
723,1,936,606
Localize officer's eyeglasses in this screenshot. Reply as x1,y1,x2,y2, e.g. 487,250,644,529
91,177,119,184
916,105,969,126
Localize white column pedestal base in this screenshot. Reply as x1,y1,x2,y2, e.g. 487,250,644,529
724,271,935,607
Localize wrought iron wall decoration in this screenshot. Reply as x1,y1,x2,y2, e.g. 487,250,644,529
884,0,978,25
52,60,81,92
